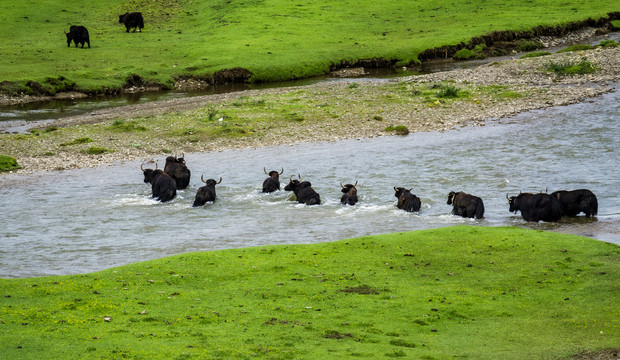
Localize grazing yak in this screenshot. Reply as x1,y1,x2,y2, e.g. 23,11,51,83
65,25,90,48
340,181,358,206
193,176,222,207
507,192,562,222
394,187,421,212
447,191,485,219
284,175,321,205
262,167,284,193
119,12,144,32
164,155,191,190
141,162,176,202
550,189,598,217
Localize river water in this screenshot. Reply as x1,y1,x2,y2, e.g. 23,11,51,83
1,88,619,278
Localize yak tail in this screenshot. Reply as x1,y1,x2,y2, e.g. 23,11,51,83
475,201,485,219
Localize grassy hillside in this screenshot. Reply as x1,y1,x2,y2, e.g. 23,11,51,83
1,226,618,359
0,0,618,94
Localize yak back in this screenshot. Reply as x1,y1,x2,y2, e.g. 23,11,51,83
119,12,144,32
550,189,598,217
518,193,562,222
448,191,484,219
164,156,191,190
193,183,217,207
394,187,421,212
145,170,176,202
262,175,280,193
340,184,358,205
66,25,90,48
296,182,321,205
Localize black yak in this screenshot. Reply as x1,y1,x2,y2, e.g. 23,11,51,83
262,167,284,193
193,176,222,207
164,155,191,190
119,12,144,32
447,191,485,219
284,175,321,205
142,162,176,202
550,189,598,217
65,25,90,48
394,187,421,212
340,181,358,206
507,192,562,222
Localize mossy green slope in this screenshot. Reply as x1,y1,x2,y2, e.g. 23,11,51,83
0,0,618,92
1,226,618,359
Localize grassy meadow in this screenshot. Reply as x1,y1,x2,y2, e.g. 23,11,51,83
0,0,618,94
1,226,618,359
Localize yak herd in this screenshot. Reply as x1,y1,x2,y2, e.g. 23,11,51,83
70,12,599,223
141,156,598,222
65,12,143,48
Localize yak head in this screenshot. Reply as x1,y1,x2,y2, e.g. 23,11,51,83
264,167,284,179
447,191,460,205
201,175,222,188
507,194,519,212
341,181,358,194
141,162,163,184
119,13,129,23
175,153,186,165
393,186,412,199
507,193,534,213
65,31,73,47
284,175,301,194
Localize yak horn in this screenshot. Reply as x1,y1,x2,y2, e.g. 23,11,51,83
216,177,222,184
394,186,398,192
201,174,207,184
506,193,510,200
279,168,284,175
340,182,345,189
298,174,302,181
140,163,145,172
289,175,295,182
354,181,358,187
264,167,269,175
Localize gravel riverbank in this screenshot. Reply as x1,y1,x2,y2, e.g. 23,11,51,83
1,46,619,174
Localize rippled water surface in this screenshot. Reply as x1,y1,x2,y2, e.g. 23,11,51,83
1,90,618,278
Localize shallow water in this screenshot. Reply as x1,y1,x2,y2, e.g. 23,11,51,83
1,89,618,278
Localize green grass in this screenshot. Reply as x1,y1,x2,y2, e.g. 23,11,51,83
521,51,552,58
545,59,599,76
558,44,596,53
108,119,148,132
384,125,410,135
436,85,461,98
84,146,111,155
0,155,21,172
59,136,93,146
0,0,618,93
1,226,618,359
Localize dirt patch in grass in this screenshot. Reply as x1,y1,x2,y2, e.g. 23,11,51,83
569,349,620,360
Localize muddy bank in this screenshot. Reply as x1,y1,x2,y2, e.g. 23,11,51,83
0,45,619,174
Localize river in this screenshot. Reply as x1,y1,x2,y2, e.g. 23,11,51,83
0,88,618,278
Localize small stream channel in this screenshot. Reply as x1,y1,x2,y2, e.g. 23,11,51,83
2,31,618,133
